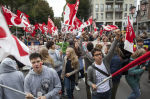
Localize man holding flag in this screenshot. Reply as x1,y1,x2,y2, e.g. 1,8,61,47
87,29,121,99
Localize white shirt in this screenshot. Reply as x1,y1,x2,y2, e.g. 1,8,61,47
95,62,110,93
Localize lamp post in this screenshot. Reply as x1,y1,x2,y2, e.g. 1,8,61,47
130,0,149,36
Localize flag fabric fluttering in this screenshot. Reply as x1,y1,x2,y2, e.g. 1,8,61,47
17,10,30,25
38,23,48,34
63,0,79,31
79,16,93,31
93,20,97,32
0,10,31,66
102,25,118,31
47,17,58,35
2,6,30,28
124,16,136,53
100,30,103,36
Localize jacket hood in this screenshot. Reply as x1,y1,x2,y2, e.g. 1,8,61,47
0,58,17,74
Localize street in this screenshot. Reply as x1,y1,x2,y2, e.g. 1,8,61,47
65,71,150,99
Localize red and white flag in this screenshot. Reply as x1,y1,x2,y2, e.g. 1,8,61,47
124,16,136,53
100,30,103,36
2,6,30,28
47,17,57,34
17,10,30,24
79,16,93,31
93,20,97,32
39,23,48,34
102,25,118,31
63,0,79,30
0,10,31,66
74,17,82,29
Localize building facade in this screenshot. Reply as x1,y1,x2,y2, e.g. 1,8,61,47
138,0,150,37
91,0,135,30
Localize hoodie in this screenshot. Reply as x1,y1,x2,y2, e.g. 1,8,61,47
24,66,61,99
48,49,62,72
0,58,25,99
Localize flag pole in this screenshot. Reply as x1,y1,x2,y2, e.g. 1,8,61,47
96,51,150,87
0,84,37,99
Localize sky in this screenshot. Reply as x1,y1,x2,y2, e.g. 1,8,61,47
47,0,140,17
47,0,66,17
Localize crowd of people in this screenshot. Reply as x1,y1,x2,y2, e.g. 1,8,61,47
0,29,150,99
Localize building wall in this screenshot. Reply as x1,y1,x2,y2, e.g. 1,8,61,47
92,0,135,30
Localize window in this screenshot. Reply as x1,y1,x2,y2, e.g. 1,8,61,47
115,12,122,19
125,4,128,11
106,12,113,19
124,13,127,18
129,4,132,10
101,13,103,19
95,4,99,12
96,13,99,20
106,4,113,10
100,4,104,12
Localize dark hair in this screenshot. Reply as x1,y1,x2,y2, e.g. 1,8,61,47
7,55,25,67
91,48,103,57
29,53,42,60
136,37,144,43
46,41,54,49
87,42,93,52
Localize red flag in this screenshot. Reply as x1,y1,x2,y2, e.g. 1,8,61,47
2,6,30,27
100,30,103,36
64,0,79,31
0,10,31,66
47,17,56,34
112,51,150,77
39,23,48,34
102,25,118,31
17,10,30,24
93,20,97,32
79,16,93,31
124,16,135,53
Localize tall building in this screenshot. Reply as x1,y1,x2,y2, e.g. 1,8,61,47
138,0,150,36
91,0,135,30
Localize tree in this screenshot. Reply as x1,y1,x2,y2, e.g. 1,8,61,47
76,0,91,21
1,0,54,25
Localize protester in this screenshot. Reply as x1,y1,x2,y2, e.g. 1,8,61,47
39,47,54,68
61,47,80,99
125,48,146,99
110,47,123,99
46,41,63,74
87,29,120,99
0,56,25,99
83,42,94,99
25,53,61,99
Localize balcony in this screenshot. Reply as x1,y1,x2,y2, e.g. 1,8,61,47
106,0,114,3
115,0,124,3
105,8,114,12
106,17,113,20
115,8,123,12
115,16,122,20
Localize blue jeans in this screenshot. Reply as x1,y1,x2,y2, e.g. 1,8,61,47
128,86,141,99
64,77,75,99
92,90,111,99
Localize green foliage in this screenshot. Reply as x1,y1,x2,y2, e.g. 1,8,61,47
66,0,76,4
54,18,61,30
77,0,91,21
1,0,54,25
